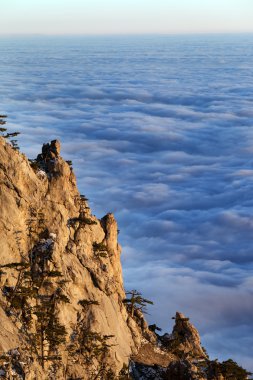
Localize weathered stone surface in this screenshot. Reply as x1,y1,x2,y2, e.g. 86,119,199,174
0,137,142,379
38,139,61,160
170,311,207,359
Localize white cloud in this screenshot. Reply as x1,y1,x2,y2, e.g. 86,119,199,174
1,34,253,371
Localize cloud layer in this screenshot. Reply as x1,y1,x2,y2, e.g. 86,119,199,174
0,34,253,370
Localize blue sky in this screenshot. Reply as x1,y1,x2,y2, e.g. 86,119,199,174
1,0,253,35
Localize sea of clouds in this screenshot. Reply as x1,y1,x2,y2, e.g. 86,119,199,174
0,34,253,370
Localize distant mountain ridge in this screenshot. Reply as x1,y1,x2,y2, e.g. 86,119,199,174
0,133,250,379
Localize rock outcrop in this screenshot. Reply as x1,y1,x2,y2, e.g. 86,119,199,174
0,136,250,380
168,311,207,359
0,137,143,379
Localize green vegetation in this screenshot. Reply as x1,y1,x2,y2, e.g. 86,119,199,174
0,114,7,134
66,160,73,168
67,216,97,227
28,158,40,172
0,262,33,317
77,329,114,360
0,115,20,149
148,323,162,333
81,217,97,225
0,227,69,370
80,194,89,202
0,200,117,376
10,139,20,150
33,291,68,368
67,319,116,379
123,290,153,317
208,358,252,380
26,208,47,244
201,345,209,359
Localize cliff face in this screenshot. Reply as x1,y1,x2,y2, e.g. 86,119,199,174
0,137,249,380
0,137,146,379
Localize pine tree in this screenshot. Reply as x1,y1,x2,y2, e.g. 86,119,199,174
0,115,20,148
0,115,7,139
149,323,162,333
0,262,31,309
123,290,153,317
33,289,68,368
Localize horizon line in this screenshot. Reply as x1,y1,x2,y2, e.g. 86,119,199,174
0,31,253,37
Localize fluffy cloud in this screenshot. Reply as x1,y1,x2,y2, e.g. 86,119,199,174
1,34,253,370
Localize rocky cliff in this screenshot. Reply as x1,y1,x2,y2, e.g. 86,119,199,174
0,135,250,380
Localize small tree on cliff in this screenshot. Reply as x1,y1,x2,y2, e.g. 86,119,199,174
0,262,31,310
33,289,69,368
0,114,7,124
0,114,20,149
149,324,162,333
0,114,7,134
123,290,153,317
